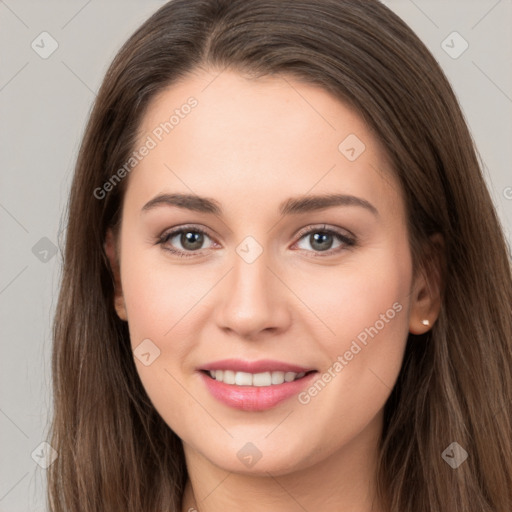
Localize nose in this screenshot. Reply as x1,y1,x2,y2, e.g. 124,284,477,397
214,249,292,340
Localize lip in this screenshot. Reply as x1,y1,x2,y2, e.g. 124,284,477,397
198,368,318,412
199,358,315,374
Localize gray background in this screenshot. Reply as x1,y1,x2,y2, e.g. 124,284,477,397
1,1,511,510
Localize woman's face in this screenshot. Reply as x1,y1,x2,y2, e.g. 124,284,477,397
107,68,431,476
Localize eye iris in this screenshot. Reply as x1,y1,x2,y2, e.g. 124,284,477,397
310,232,333,251
181,231,204,250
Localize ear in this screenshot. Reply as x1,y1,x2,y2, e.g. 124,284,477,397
104,228,128,321
408,233,444,334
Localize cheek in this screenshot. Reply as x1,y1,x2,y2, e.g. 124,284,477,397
307,244,411,350
120,244,207,345
297,244,412,432
118,246,207,427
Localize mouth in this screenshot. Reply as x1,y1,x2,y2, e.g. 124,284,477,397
197,359,319,411
200,369,317,386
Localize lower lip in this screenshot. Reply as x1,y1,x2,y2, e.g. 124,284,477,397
199,371,318,411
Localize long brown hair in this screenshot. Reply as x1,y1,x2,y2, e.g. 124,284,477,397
47,1,512,510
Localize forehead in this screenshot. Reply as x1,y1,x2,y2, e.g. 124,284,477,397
127,68,403,221
139,68,373,152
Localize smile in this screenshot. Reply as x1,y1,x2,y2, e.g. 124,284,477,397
198,361,319,411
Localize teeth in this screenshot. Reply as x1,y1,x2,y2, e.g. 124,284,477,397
235,371,253,386
207,370,308,386
271,371,285,385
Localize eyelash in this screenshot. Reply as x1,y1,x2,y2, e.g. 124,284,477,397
155,224,356,259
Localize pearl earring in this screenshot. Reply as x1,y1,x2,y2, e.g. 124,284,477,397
421,319,430,326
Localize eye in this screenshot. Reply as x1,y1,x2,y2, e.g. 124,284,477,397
156,225,216,258
293,224,356,256
156,224,356,258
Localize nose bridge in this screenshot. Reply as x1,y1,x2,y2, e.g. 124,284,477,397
216,238,289,337
232,245,271,301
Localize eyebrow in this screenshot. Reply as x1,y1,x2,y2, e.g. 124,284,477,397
141,192,379,217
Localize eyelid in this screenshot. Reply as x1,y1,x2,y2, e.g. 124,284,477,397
159,223,214,239
294,223,355,243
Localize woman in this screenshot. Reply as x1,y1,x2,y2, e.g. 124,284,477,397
47,0,512,511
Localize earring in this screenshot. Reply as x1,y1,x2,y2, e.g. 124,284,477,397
421,319,430,326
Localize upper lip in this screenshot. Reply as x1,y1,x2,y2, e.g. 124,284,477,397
199,358,316,374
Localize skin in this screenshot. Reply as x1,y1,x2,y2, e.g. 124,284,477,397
105,68,441,512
